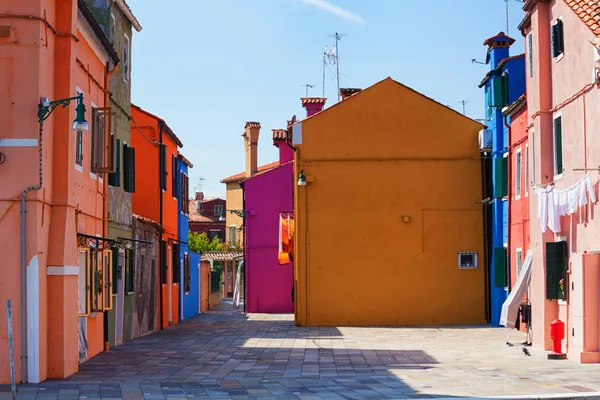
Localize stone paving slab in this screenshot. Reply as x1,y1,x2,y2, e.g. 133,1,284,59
2,312,600,399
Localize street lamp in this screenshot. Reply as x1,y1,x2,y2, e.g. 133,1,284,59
297,170,307,186
38,93,89,131
219,209,247,222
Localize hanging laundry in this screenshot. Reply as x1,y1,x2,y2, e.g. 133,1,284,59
547,187,560,233
278,214,290,265
537,187,548,233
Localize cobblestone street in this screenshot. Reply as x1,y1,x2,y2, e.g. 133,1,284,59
3,310,600,399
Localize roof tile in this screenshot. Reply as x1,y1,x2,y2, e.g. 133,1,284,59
564,0,600,36
221,161,280,183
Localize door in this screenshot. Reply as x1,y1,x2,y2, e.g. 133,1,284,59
115,250,125,345
77,250,89,362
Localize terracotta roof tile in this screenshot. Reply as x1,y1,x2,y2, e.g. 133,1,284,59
478,54,525,88
201,251,244,262
245,122,261,129
301,97,327,106
340,88,362,99
221,161,280,183
483,32,516,46
272,129,288,141
564,0,600,36
188,202,222,223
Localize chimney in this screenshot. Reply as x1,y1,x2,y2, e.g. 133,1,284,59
272,129,293,163
301,97,327,118
340,88,362,101
195,191,204,201
483,32,515,69
243,122,260,177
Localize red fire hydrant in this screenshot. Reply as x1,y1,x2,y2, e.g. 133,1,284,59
548,319,567,359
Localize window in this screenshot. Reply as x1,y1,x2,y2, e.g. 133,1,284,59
516,248,523,277
209,230,222,241
494,246,508,288
180,173,189,213
172,155,178,198
528,34,533,77
515,150,522,198
486,86,493,119
172,243,180,284
108,139,121,187
78,250,89,315
111,248,119,295
229,225,237,247
123,143,135,192
184,253,191,293
531,129,536,186
124,248,134,293
458,252,478,269
493,73,509,108
160,240,167,284
525,144,529,196
75,88,84,172
210,270,221,292
123,34,130,83
494,155,508,198
85,249,113,312
160,144,167,191
553,116,563,176
91,107,115,173
546,241,567,300
214,204,223,217
552,18,564,59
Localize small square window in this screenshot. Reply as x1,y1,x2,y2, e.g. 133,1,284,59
214,204,223,217
458,252,478,269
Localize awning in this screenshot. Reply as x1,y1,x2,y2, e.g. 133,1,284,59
500,249,533,328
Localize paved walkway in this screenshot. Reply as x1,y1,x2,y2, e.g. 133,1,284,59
3,313,600,399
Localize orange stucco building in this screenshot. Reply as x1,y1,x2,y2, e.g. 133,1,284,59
0,0,119,383
131,104,183,329
292,78,486,326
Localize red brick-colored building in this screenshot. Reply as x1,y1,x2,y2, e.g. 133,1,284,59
188,192,226,242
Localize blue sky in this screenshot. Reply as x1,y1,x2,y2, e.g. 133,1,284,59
128,0,525,198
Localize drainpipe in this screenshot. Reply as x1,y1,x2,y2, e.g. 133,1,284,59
480,156,490,323
20,112,45,383
240,180,246,313
158,122,164,330
503,115,512,291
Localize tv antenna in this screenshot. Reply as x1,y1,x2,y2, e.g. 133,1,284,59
328,32,347,102
303,84,314,97
505,0,525,36
194,177,206,194
457,100,470,115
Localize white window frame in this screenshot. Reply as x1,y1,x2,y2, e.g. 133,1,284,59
110,13,116,45
123,33,130,84
516,248,523,278
530,128,535,186
503,152,509,201
214,204,223,217
75,86,84,173
525,144,529,197
515,148,522,200
503,242,508,291
553,112,563,181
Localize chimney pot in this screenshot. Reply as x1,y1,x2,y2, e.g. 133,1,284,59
301,97,327,117
340,88,362,101
243,121,261,177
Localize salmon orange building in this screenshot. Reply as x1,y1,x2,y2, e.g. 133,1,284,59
292,78,486,326
0,0,119,383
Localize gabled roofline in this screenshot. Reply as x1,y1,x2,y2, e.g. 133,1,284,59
131,104,184,148
290,76,485,130
478,54,525,88
178,152,193,168
503,94,527,117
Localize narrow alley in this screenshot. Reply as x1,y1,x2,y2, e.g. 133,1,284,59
3,312,600,400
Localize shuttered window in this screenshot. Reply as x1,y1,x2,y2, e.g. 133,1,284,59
123,144,135,193
172,155,178,198
172,243,180,284
494,247,508,288
160,240,167,284
111,247,119,295
125,248,135,293
108,139,121,187
552,19,564,58
528,34,533,77
160,144,167,191
554,116,563,175
180,174,189,213
184,254,191,293
546,241,567,300
493,157,508,198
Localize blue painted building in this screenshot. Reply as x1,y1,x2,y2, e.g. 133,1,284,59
478,32,525,326
175,153,201,321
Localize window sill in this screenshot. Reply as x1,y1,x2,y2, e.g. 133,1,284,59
515,195,521,201
126,291,135,296
554,173,564,182
90,312,98,319
558,299,567,305
555,53,564,63
75,164,83,173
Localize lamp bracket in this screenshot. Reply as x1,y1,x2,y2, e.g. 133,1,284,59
38,94,82,123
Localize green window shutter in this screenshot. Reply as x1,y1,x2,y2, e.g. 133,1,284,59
111,247,119,295
556,19,564,55
172,243,180,283
552,23,559,57
528,34,533,77
494,158,504,198
500,74,509,107
125,249,135,293
486,87,493,118
502,156,508,197
554,117,563,174
160,144,167,191
160,240,167,284
123,146,135,193
494,247,507,287
493,77,503,108
172,156,178,198
108,139,121,187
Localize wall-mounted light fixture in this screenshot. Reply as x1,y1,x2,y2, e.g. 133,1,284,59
298,170,307,186
38,93,89,131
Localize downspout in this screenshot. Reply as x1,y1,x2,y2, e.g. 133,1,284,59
158,122,164,330
480,156,490,323
503,115,512,291
20,115,44,383
240,180,246,313
103,61,118,351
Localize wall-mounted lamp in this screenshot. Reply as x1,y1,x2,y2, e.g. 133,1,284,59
38,93,89,131
219,209,247,222
298,170,307,186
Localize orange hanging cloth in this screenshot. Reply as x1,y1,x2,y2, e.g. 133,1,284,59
278,214,290,265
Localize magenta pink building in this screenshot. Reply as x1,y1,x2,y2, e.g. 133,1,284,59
243,98,326,313
520,0,600,362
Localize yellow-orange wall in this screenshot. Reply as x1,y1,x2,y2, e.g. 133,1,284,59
225,182,244,246
293,78,486,326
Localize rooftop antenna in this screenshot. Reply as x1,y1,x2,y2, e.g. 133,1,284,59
303,84,314,97
194,177,206,194
457,100,470,115
328,32,346,102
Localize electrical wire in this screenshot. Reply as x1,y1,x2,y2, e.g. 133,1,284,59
130,116,159,145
